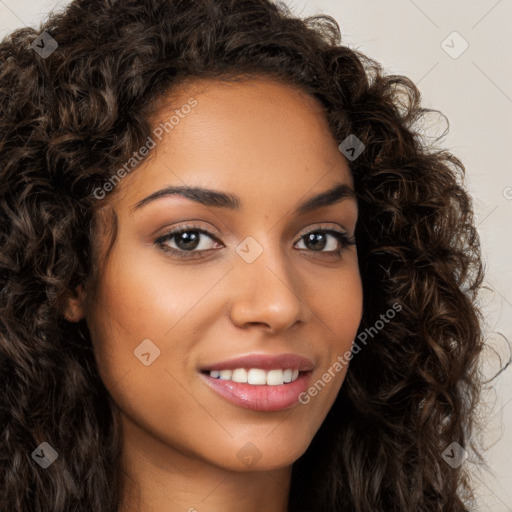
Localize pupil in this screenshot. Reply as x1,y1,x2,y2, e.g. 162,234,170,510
177,231,199,250
306,232,326,250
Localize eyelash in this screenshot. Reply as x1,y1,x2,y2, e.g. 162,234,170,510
154,223,355,261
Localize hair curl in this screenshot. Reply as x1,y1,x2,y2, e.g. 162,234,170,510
0,0,486,510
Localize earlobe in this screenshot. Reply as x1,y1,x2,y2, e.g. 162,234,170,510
63,284,86,322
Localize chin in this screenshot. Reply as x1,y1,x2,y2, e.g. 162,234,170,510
211,438,312,473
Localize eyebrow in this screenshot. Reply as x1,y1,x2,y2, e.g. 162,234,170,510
130,182,357,215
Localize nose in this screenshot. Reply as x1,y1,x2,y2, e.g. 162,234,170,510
228,239,311,333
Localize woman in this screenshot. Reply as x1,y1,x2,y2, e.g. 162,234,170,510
0,0,486,510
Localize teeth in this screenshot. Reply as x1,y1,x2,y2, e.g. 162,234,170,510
248,368,266,385
218,370,232,380
232,368,248,383
208,368,302,385
266,369,284,386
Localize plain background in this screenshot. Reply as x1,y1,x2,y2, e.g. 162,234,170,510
0,0,511,509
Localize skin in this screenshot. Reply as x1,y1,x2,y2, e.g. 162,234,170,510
65,77,363,512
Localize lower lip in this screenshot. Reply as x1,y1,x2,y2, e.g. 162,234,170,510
199,371,312,412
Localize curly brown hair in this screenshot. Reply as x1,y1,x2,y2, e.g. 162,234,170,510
0,0,486,510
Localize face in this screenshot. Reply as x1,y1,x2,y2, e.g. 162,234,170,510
72,77,363,473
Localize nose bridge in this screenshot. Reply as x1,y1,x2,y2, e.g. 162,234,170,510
229,233,306,330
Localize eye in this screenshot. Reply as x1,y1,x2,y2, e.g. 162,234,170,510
295,228,355,259
154,224,221,259
154,224,355,260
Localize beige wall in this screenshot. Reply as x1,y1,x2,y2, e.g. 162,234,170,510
1,0,510,509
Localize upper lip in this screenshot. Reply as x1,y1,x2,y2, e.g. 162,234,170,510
199,353,315,372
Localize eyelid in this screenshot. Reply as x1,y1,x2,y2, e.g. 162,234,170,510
154,222,355,259
154,223,221,247
295,223,353,242
155,222,352,244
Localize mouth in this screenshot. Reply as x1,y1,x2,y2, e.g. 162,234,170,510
198,353,314,412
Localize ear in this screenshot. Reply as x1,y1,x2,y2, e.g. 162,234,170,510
63,284,86,322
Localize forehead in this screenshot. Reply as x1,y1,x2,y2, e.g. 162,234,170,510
146,76,338,159
110,76,353,212
153,75,326,121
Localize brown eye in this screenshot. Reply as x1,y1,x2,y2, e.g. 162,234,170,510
295,229,355,256
155,225,222,258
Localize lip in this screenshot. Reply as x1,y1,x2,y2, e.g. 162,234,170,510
199,353,315,372
199,370,313,412
198,352,315,412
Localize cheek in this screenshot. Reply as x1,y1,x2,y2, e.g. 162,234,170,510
310,263,363,401
317,262,363,345
86,245,221,401
86,259,204,445
92,245,210,337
